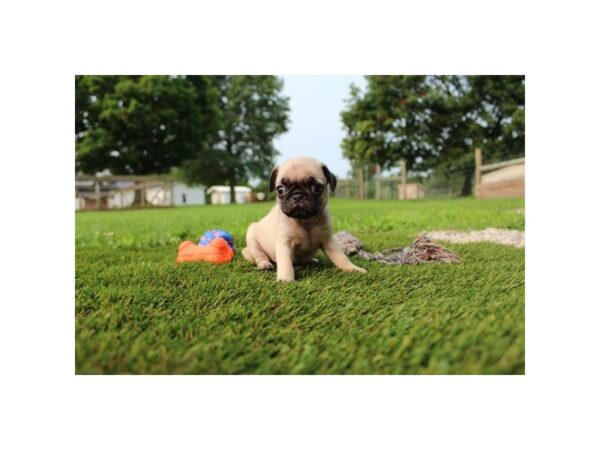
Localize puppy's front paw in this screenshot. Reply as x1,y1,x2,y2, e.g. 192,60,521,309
277,274,295,282
257,260,275,270
347,265,367,274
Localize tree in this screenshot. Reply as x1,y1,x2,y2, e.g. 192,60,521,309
181,75,289,203
340,75,525,196
75,75,219,175
465,75,525,161
342,76,422,169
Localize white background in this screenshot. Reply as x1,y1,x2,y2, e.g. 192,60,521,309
1,0,599,449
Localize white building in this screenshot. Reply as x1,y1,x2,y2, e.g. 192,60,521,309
143,182,206,206
75,173,207,210
207,186,252,204
107,181,135,208
172,183,206,206
103,182,206,208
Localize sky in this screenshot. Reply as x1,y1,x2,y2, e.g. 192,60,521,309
273,75,367,178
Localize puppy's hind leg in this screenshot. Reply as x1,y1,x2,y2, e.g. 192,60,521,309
244,246,275,270
243,224,275,270
241,247,255,263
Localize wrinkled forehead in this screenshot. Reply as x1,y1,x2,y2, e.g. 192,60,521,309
277,162,325,184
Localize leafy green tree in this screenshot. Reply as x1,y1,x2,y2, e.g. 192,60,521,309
341,76,434,170
465,75,525,160
341,75,524,196
182,75,290,203
75,75,219,175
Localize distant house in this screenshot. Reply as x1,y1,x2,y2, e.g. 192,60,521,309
207,186,252,204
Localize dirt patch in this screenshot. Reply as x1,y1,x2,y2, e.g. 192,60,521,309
425,228,524,248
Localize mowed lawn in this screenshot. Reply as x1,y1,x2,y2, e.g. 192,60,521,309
76,198,525,374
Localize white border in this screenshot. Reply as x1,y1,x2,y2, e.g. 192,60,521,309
2,0,599,448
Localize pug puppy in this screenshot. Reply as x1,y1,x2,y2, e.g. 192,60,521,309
242,157,367,282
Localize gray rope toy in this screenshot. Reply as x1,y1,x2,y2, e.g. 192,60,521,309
333,231,461,265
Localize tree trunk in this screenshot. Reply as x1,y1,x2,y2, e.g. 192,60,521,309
132,161,146,206
226,140,237,204
133,188,143,206
229,180,237,204
461,167,474,197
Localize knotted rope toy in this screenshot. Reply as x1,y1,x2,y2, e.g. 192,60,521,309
332,231,460,265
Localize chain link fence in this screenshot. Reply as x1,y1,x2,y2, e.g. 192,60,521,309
333,149,524,200
332,167,468,200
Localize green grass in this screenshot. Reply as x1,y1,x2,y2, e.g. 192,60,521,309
76,198,525,374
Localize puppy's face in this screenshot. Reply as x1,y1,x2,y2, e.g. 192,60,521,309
269,157,337,220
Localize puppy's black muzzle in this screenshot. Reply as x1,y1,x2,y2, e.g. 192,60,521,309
290,190,304,201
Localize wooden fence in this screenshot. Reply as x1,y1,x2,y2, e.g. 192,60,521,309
75,175,175,211
333,160,426,200
474,148,525,199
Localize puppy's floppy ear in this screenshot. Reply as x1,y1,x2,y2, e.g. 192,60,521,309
321,164,337,192
269,166,279,192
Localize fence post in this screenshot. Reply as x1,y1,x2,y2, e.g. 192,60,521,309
400,160,407,200
474,147,482,197
363,165,368,199
140,181,146,208
170,180,175,207
95,177,101,210
375,164,381,200
357,167,363,200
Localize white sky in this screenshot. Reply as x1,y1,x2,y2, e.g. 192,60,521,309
274,75,367,178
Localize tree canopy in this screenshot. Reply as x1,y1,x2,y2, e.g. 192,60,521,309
340,75,524,195
180,75,289,202
75,75,219,175
75,75,289,203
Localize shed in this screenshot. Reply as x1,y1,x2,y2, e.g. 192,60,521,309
398,183,425,200
207,186,252,204
173,183,206,206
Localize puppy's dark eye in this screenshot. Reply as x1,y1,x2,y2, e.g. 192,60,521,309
311,184,323,194
276,186,285,195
